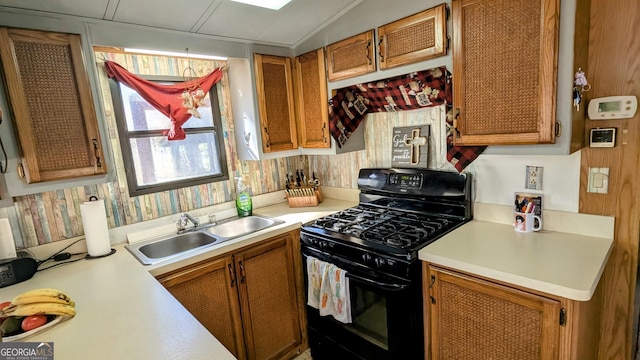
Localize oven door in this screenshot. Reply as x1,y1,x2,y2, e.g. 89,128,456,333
302,246,424,360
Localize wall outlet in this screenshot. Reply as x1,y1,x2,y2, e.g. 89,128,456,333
525,166,543,190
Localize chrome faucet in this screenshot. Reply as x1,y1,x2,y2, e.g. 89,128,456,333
177,213,200,233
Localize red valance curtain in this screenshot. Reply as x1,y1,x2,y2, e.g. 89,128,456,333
104,60,223,140
328,66,486,172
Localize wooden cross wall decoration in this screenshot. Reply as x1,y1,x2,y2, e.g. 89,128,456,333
391,125,430,168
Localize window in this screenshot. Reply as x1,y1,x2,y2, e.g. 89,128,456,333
109,75,228,196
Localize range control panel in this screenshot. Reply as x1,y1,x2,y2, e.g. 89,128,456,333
389,173,423,190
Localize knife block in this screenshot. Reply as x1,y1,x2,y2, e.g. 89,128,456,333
286,186,323,208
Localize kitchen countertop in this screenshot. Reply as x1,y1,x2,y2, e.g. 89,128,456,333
0,193,358,360
419,218,614,301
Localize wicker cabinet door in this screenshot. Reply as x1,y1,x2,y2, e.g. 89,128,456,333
158,256,247,360
451,0,560,146
0,28,106,183
378,4,448,70
253,54,298,153
294,49,330,149
326,30,375,82
234,233,303,360
428,267,561,360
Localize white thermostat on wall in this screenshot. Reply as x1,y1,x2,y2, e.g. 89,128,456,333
588,95,637,120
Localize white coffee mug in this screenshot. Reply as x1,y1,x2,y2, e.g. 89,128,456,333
514,212,542,233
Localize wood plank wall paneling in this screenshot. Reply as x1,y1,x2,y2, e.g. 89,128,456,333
579,1,640,359
308,106,455,188
8,50,306,248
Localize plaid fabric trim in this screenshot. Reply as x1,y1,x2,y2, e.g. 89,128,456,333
328,66,486,172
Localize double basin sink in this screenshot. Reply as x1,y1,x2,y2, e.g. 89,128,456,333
126,215,284,265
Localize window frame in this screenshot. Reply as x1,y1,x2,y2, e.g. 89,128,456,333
108,75,229,197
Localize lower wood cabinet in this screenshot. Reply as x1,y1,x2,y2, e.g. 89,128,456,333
424,264,601,360
158,230,306,360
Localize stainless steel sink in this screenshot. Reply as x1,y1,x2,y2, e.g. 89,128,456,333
206,215,284,240
126,231,220,265
126,214,284,265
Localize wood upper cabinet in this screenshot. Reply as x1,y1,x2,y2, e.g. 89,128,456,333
254,54,298,153
451,0,560,146
378,4,448,70
0,28,106,183
157,230,305,360
254,51,330,152
425,264,602,360
293,49,329,149
326,30,375,82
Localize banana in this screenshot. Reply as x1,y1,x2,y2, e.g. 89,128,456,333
2,302,76,317
11,288,73,306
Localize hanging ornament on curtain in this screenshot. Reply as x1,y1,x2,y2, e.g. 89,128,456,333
104,59,223,140
180,49,207,119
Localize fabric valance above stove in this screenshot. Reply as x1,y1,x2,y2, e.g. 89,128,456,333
328,66,486,172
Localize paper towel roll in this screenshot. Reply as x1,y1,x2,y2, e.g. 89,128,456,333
80,198,111,257
0,218,16,260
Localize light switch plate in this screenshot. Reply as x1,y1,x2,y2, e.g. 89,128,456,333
588,167,609,193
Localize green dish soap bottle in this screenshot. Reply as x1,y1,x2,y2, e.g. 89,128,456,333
235,177,252,217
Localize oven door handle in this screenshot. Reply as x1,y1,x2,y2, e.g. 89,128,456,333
302,247,410,291
345,271,410,291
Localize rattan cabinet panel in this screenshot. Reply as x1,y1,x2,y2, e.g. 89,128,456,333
326,30,375,82
254,54,298,153
0,28,106,183
234,232,303,360
429,267,560,359
158,256,246,359
425,265,602,360
294,49,329,149
378,4,448,70
451,0,560,146
157,230,305,360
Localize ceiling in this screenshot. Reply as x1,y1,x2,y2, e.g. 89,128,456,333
0,0,362,47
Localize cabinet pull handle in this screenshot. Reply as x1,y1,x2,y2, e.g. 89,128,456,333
92,139,102,168
263,127,270,148
453,108,461,138
17,163,25,179
228,263,236,287
429,275,436,304
322,123,327,144
378,36,385,63
366,40,372,65
239,261,246,284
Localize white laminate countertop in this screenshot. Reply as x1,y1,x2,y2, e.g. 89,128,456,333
0,194,358,360
418,220,614,301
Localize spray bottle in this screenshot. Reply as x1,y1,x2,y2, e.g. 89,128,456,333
235,177,252,217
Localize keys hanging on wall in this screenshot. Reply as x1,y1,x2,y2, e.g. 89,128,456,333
573,68,591,111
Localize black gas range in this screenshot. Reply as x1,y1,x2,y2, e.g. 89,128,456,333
300,168,472,360
301,168,472,278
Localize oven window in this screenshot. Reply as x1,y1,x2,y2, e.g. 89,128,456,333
344,285,389,350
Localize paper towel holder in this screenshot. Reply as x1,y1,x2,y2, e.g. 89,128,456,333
86,248,116,260
84,195,116,259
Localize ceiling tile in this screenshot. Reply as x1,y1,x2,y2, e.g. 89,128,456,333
196,1,278,43
113,0,214,32
0,0,109,19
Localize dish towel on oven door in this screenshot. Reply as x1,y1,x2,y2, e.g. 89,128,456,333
306,256,352,323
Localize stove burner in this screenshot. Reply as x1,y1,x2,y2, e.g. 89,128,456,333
309,204,462,251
